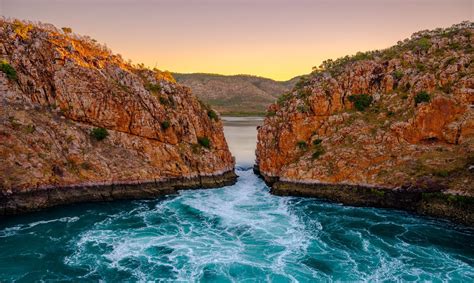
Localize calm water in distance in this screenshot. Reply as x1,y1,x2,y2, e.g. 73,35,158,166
0,117,473,281
222,116,263,166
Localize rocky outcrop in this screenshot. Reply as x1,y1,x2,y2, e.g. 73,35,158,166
0,19,236,214
256,22,474,225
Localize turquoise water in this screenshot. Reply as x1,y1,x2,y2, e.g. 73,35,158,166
1,117,473,281
0,168,473,281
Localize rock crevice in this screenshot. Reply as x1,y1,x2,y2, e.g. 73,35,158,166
256,22,474,225
0,19,236,214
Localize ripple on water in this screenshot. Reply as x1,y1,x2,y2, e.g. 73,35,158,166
0,169,473,281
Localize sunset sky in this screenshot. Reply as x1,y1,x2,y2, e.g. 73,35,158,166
1,0,472,80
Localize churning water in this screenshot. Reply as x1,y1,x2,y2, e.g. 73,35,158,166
0,117,473,281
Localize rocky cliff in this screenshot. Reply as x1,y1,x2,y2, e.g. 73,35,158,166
173,73,298,115
0,19,236,215
256,22,474,225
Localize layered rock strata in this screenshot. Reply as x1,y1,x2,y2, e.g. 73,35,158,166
256,22,474,225
0,19,236,215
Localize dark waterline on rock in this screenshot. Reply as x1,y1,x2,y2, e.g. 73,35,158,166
0,117,473,281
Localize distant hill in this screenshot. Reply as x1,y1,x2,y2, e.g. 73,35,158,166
173,73,299,116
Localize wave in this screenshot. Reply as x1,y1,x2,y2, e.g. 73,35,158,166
0,169,473,281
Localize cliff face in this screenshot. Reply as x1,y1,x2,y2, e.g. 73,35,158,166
256,22,474,223
0,19,235,213
173,73,298,115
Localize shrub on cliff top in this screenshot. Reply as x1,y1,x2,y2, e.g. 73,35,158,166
62,27,72,34
12,20,33,40
348,94,373,111
294,76,309,89
415,37,431,51
414,91,431,105
0,60,17,81
198,136,211,149
90,127,109,141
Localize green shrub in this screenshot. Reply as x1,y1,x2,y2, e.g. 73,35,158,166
312,146,325,159
266,110,276,117
145,83,162,93
159,96,169,105
416,62,426,72
439,82,453,94
294,76,309,89
297,88,312,98
434,170,449,177
0,60,17,81
313,139,322,145
277,93,292,106
90,127,108,141
161,120,170,130
382,48,398,60
353,51,373,61
392,70,404,80
447,194,474,205
370,188,385,197
297,140,308,150
80,162,92,170
445,57,456,66
416,37,431,51
24,124,35,134
207,109,218,121
198,136,211,149
297,104,309,113
348,94,373,111
414,91,431,105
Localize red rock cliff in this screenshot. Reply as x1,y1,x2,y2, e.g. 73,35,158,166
0,19,235,211
256,22,473,197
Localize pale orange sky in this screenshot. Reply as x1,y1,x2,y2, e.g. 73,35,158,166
1,0,472,80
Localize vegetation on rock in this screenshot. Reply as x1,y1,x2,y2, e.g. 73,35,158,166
61,27,72,33
348,94,373,111
207,109,218,121
414,91,431,105
90,127,109,141
12,19,32,40
160,120,171,130
0,18,234,202
198,136,211,149
297,140,308,150
0,60,17,81
256,21,473,200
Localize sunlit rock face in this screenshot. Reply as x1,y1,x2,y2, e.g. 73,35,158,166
0,19,235,203
256,22,473,195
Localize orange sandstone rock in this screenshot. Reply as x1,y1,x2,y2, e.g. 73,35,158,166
256,22,474,196
0,19,235,201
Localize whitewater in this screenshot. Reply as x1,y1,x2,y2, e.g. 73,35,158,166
0,117,472,281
